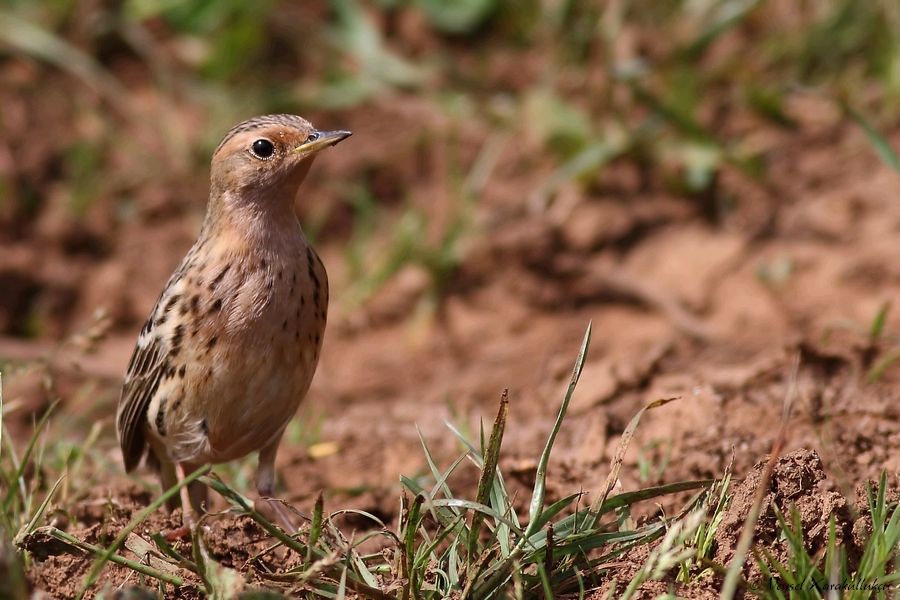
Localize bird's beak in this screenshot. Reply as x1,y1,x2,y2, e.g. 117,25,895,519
292,130,352,155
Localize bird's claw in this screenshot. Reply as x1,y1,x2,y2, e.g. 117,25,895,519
255,496,301,533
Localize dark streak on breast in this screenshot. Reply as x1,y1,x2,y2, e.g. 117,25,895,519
306,248,320,295
171,324,185,350
164,294,181,314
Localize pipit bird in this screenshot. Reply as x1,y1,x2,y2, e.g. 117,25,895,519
117,115,350,528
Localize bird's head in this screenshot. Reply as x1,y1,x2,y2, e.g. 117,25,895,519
210,114,351,198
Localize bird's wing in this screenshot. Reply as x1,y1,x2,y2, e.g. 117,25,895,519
116,317,169,472
116,247,199,472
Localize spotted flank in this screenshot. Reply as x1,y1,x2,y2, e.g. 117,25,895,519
116,229,328,470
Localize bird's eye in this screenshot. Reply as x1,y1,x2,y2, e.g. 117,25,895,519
306,132,320,143
250,139,276,159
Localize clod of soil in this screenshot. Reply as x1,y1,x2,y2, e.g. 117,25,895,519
714,449,854,583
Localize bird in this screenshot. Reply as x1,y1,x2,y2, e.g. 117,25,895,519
116,114,350,529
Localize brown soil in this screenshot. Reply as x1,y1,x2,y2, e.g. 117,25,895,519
4,21,900,599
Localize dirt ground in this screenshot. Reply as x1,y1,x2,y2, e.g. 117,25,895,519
3,35,900,598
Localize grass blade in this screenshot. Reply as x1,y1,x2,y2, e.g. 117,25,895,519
19,473,65,536
470,324,592,597
584,396,680,530
401,493,423,597
308,491,324,563
2,401,58,516
529,492,584,533
467,389,508,560
432,499,525,536
845,104,900,173
527,323,592,536
869,301,891,340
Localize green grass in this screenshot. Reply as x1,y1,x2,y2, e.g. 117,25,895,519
4,326,900,597
0,325,706,597
751,473,900,599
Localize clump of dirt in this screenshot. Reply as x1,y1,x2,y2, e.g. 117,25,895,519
202,515,307,585
22,484,312,598
23,484,201,599
590,448,892,599
714,449,854,583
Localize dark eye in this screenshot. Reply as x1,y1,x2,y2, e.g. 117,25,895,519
250,139,275,159
306,132,320,143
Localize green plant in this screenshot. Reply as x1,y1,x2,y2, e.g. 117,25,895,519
676,468,732,584
637,439,674,484
7,325,721,598
751,473,900,599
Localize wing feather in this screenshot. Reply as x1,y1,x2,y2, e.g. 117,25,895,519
116,319,168,472
117,245,202,471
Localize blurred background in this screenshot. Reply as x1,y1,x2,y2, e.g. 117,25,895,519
3,0,900,560
2,0,898,341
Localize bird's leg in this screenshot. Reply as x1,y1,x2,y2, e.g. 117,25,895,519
160,464,196,541
254,434,298,533
256,435,280,498
181,461,209,515
152,450,180,512
162,461,209,541
150,446,196,540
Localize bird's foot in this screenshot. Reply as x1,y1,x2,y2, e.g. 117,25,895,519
255,496,301,533
163,524,192,542
160,506,202,541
